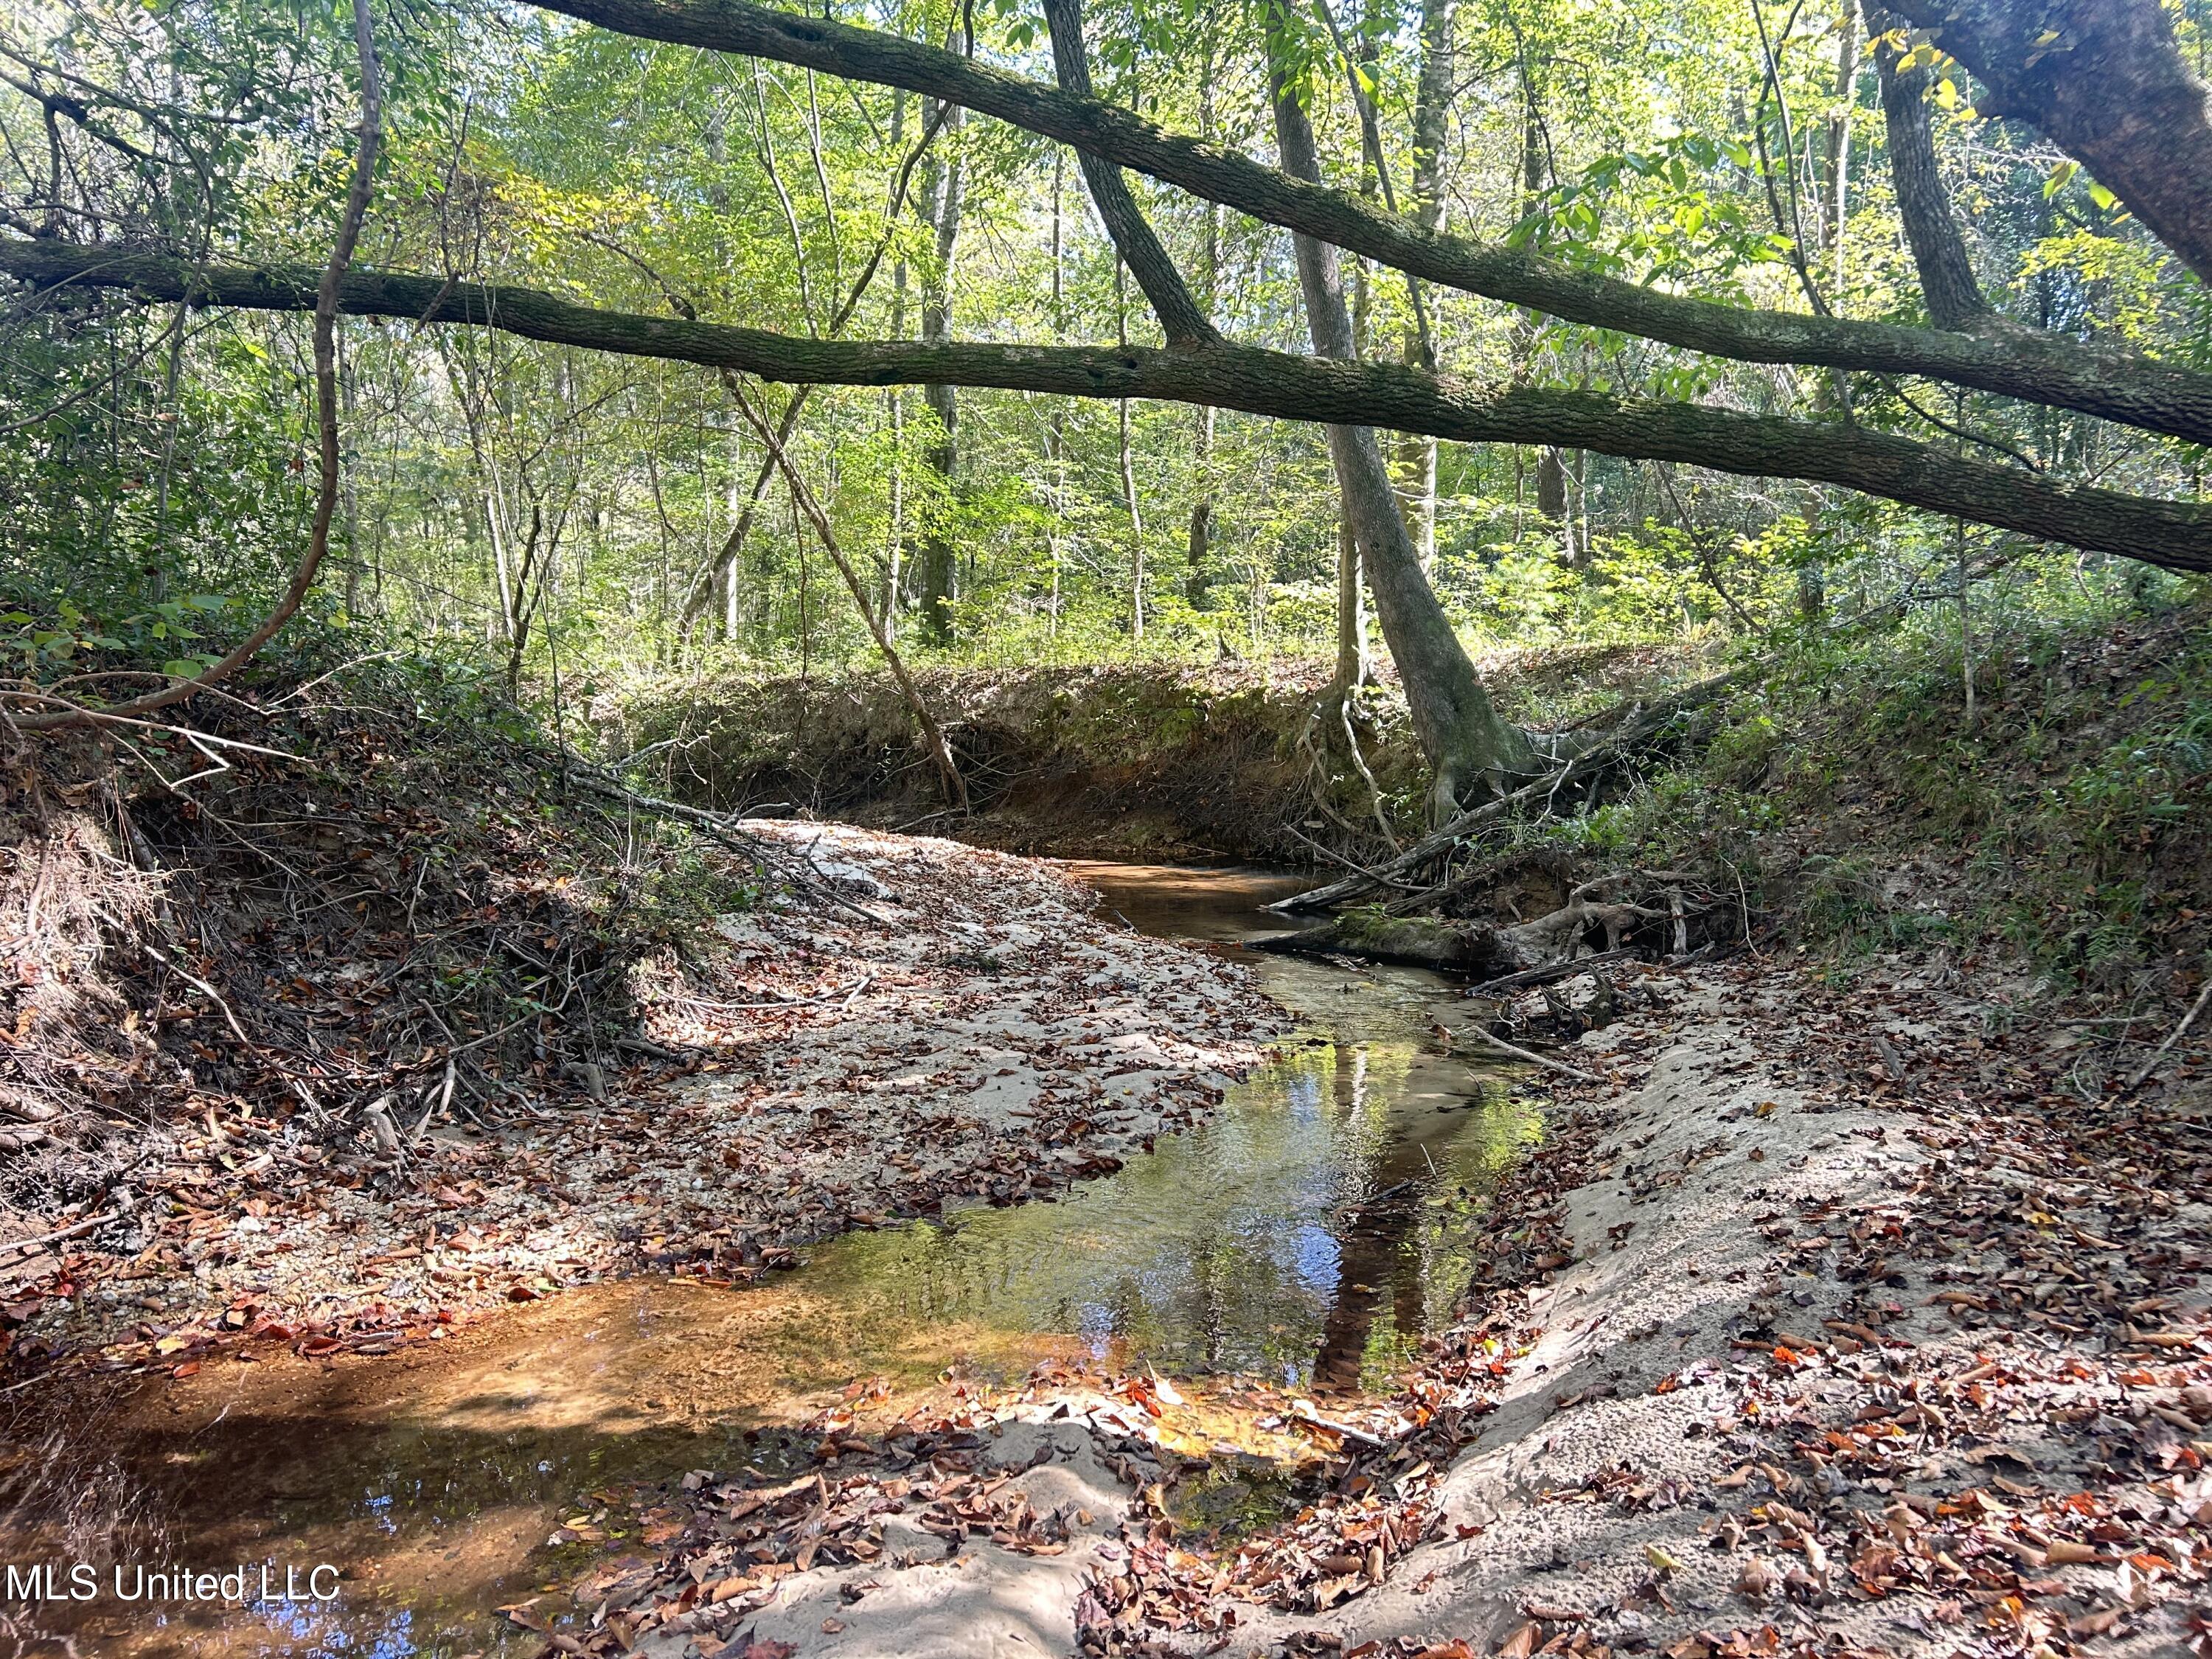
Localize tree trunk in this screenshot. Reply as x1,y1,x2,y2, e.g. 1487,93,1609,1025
1518,49,1581,565
1048,149,1066,634
1119,355,1144,641
1186,408,1214,606
1882,0,2212,285
1045,0,1218,646
1822,0,1859,295
1268,59,1543,817
917,97,964,645
1870,7,1988,330
1536,445,1568,519
1334,515,1368,687
1396,0,1453,573
1187,56,1221,607
1042,0,1218,348
884,88,908,639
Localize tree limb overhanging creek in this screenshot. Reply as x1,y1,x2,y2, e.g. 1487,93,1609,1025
10,243,2212,574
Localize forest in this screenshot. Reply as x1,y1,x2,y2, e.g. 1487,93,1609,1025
2,0,2212,1655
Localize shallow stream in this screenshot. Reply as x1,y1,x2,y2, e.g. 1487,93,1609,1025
0,862,1533,1657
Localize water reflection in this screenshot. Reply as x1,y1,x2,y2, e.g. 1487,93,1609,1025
0,860,1536,1655
790,863,1535,1391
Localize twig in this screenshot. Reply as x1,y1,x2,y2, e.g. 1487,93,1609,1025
677,977,869,1013
1464,947,1643,997
1291,1401,1388,1447
562,765,891,925
0,695,302,762
1282,822,1420,891
2122,978,2212,1096
139,941,251,1047
1271,671,1740,912
0,1193,137,1260
1339,1178,1416,1213
1447,1023,1599,1082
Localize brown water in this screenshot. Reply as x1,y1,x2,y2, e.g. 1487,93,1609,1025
0,862,1534,1658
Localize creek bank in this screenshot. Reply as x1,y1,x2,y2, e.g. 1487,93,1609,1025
1,824,1279,1377
609,649,1703,866
396,945,2209,1659
1102,953,2212,1659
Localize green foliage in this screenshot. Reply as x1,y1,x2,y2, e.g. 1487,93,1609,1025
1508,133,1792,290
1511,559,2211,982
4,0,2208,896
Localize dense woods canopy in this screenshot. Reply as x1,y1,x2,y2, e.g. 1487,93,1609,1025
3,0,2211,799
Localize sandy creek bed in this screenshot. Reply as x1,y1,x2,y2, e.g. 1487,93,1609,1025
0,855,1534,1657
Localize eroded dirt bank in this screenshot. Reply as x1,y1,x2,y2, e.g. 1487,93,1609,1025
608,649,1696,866
4,825,1277,1372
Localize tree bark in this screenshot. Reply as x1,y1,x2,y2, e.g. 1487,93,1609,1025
1871,7,1988,329
1333,515,1369,687
1268,58,1543,815
917,97,964,645
1187,407,1215,605
524,0,2212,448
21,243,2212,572
1883,0,2212,284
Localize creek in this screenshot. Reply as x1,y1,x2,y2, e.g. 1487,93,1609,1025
0,862,1534,1658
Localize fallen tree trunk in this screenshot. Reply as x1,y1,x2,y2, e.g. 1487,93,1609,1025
13,246,2212,574
1254,912,1509,974
1259,877,1703,978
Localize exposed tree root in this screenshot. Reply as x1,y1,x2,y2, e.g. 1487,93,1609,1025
1271,669,1741,912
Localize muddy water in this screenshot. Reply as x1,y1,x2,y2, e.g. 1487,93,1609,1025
0,863,1533,1658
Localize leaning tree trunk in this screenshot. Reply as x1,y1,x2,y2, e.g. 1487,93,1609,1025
917,98,965,645
1883,0,2212,285
1267,58,1543,819
1870,6,1989,330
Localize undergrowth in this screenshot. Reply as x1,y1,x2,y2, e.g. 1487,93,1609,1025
1537,584,2212,991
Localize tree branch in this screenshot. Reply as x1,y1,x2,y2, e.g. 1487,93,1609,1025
10,242,2212,573
528,0,2212,447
